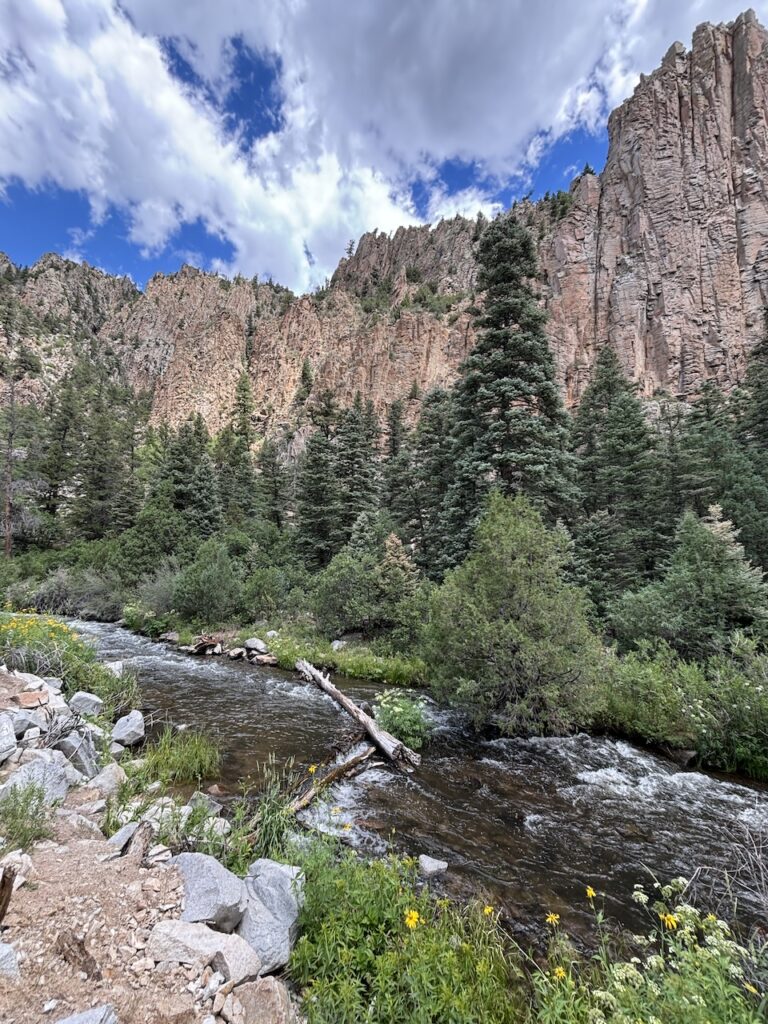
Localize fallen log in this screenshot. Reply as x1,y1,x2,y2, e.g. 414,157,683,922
289,744,377,813
295,659,422,771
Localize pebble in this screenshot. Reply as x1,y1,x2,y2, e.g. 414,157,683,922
42,1000,58,1014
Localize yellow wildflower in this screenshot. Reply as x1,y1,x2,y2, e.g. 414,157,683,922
342,823,352,831
404,909,421,930
745,983,759,996
483,905,494,916
660,912,678,931
546,913,560,926
330,806,341,815
553,966,567,981
586,886,597,900
308,764,317,776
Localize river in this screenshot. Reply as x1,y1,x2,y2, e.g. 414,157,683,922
74,620,768,935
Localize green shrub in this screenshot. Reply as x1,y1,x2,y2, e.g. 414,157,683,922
424,494,606,734
122,603,172,639
290,842,521,1024
268,632,425,686
18,565,126,621
141,727,221,786
173,538,243,625
0,782,53,853
375,690,431,750
529,878,767,1023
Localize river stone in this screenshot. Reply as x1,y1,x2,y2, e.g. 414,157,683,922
147,920,261,984
68,691,104,718
86,761,127,798
174,852,247,932
104,661,124,678
188,791,223,815
236,860,304,974
54,731,98,779
54,1006,117,1024
231,978,294,1024
0,758,69,803
243,637,268,654
418,854,448,878
0,713,17,764
109,741,126,759
0,941,19,981
14,670,47,689
112,710,144,746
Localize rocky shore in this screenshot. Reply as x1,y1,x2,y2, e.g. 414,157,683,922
0,663,302,1024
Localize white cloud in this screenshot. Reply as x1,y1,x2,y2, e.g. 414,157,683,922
2,0,767,290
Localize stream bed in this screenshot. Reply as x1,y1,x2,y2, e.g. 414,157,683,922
75,620,768,934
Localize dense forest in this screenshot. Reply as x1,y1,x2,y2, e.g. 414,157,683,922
2,212,768,780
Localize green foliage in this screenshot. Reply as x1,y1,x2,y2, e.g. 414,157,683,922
441,214,575,566
268,630,425,686
374,690,431,750
173,538,243,624
290,842,520,1024
0,782,53,853
141,727,221,786
530,878,765,1023
612,506,768,660
424,493,605,734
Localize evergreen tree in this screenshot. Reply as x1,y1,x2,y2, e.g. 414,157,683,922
256,439,288,530
409,389,455,574
612,506,768,659
296,428,341,568
572,347,659,609
441,214,574,566
164,415,223,538
0,344,42,555
740,326,768,455
334,394,380,543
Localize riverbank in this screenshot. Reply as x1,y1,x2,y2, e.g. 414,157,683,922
1,614,767,1023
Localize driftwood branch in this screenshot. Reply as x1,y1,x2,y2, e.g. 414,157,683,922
289,744,377,813
0,867,16,926
295,659,421,771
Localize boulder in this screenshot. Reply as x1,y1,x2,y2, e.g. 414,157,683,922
188,791,223,815
418,854,448,878
147,920,262,985
112,710,145,746
85,762,127,798
22,727,41,742
68,691,104,718
11,689,48,710
254,655,278,667
54,1007,117,1024
109,741,126,759
227,648,246,660
104,661,124,678
159,631,179,644
0,941,19,981
107,821,138,851
0,850,35,890
13,671,47,689
54,731,99,779
236,860,304,975
11,708,47,738
0,758,69,803
244,638,268,655
231,978,294,1024
0,713,17,764
174,852,247,933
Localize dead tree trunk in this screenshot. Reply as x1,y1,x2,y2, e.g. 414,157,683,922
289,744,377,813
295,659,421,771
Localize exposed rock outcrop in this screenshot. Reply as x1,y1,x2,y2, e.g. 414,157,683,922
2,12,768,429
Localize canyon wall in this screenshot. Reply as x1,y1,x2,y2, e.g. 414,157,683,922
2,10,768,431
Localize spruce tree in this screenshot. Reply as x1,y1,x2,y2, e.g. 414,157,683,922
164,415,223,538
572,347,659,609
333,394,380,544
296,428,341,568
256,438,288,530
442,214,574,565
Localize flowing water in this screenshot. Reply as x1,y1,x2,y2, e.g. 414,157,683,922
75,620,768,933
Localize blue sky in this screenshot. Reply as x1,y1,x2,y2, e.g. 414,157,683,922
0,1,762,292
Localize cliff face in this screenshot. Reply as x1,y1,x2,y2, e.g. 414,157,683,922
2,11,768,431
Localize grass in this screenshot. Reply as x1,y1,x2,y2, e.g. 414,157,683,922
140,727,221,786
266,631,426,686
0,782,53,853
0,612,139,718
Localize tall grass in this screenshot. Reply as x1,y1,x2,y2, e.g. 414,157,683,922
0,782,53,853
141,727,221,785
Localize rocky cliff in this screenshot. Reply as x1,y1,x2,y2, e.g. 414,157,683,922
2,10,768,431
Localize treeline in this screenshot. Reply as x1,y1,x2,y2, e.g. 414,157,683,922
3,213,768,778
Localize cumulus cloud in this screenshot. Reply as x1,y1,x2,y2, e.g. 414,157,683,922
1,0,766,290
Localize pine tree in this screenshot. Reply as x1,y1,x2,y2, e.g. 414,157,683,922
256,439,288,530
296,428,341,568
164,415,223,538
333,394,380,544
572,347,659,608
0,344,42,555
410,389,455,574
441,214,575,566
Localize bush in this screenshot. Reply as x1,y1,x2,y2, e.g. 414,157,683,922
0,782,53,853
135,559,181,617
141,727,221,786
530,878,767,1023
375,690,431,750
173,538,243,625
290,842,521,1024
424,494,606,734
611,507,768,660
14,566,127,621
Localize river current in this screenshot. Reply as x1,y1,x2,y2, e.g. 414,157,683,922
74,620,768,934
